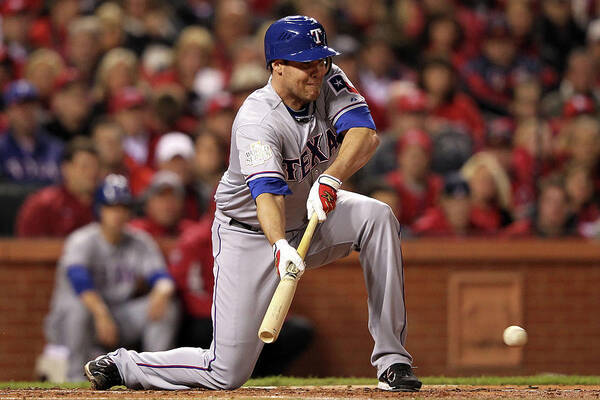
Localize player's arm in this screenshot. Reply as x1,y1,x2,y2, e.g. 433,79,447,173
324,127,379,182
256,192,286,245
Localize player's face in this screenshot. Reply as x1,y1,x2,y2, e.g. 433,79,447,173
100,204,131,233
276,59,328,106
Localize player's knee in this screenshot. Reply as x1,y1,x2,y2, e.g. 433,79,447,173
220,376,247,390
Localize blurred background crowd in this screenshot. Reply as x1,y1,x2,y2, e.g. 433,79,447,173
2,0,600,240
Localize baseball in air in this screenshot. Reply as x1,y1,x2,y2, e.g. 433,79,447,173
503,325,528,346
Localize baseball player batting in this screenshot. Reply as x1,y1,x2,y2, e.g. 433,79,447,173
85,15,421,392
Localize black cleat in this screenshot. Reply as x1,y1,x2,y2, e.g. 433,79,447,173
84,355,123,390
377,363,422,392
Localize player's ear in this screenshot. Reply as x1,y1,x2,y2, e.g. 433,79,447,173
272,60,284,75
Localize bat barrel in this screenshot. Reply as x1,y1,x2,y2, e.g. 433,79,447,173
258,329,277,343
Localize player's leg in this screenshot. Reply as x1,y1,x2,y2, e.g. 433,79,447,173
45,299,95,381
110,296,179,351
101,221,279,390
300,190,413,376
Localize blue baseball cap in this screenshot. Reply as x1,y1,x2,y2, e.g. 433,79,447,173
3,80,38,106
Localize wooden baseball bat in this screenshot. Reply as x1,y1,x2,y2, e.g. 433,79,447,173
258,213,319,343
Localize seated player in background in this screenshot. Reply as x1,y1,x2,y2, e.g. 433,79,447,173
168,220,314,377
129,171,196,238
502,176,578,238
16,137,99,237
412,174,476,237
37,174,179,382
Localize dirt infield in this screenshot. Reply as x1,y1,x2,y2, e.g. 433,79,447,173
2,385,600,399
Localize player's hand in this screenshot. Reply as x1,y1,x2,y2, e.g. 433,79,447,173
273,239,305,279
94,312,119,349
307,174,342,222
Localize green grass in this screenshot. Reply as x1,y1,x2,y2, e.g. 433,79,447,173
1,375,600,389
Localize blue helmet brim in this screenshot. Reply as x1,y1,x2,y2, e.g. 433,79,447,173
281,46,340,63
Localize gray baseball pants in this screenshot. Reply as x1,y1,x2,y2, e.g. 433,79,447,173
109,191,413,389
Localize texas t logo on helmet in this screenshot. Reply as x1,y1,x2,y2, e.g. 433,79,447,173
310,28,324,45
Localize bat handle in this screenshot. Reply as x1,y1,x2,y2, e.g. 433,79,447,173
297,213,319,260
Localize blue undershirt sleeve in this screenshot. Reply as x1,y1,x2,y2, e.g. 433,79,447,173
334,106,376,135
66,265,94,295
147,271,172,288
247,177,292,200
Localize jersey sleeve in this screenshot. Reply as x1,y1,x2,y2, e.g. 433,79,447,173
236,123,291,193
324,64,376,134
59,231,95,294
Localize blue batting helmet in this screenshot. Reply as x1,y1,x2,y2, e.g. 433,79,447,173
264,15,340,68
94,174,133,215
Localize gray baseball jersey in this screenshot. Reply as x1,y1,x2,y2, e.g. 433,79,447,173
107,65,414,390
45,223,178,381
215,64,367,230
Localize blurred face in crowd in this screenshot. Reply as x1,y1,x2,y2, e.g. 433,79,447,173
101,204,131,234
428,18,459,52
106,63,137,96
422,64,453,100
205,110,235,144
93,124,125,168
537,185,569,235
114,106,147,136
67,32,102,76
146,187,183,228
271,59,328,109
506,0,533,39
177,44,210,85
484,37,516,67
469,166,497,205
28,62,63,100
569,121,600,168
511,81,541,119
566,53,593,93
62,151,100,197
442,194,471,234
2,12,32,45
362,41,394,77
160,155,192,184
399,144,429,182
565,168,594,210
51,0,79,28
53,83,91,127
194,133,226,179
215,0,250,50
7,101,39,137
542,0,571,27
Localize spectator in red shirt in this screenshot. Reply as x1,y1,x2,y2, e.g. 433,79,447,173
511,117,556,219
109,86,157,168
91,118,153,196
16,136,98,237
92,47,139,114
502,176,578,238
29,0,79,52
155,132,203,220
385,129,443,226
412,173,475,237
461,152,513,234
420,57,485,150
129,171,196,238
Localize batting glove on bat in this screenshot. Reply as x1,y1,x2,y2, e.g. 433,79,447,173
273,239,305,279
307,174,342,222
